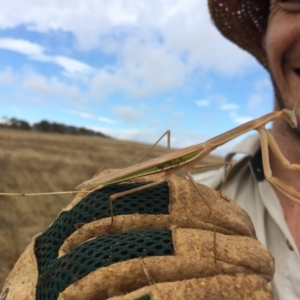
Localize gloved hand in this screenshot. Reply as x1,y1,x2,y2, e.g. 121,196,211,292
1,171,275,300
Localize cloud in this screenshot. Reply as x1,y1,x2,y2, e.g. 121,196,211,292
195,100,210,107
220,103,239,111
89,40,187,100
0,68,14,85
22,71,83,100
203,94,241,113
0,38,44,56
159,1,257,76
119,40,186,97
247,94,263,111
247,77,272,111
199,94,239,112
0,1,258,79
229,111,252,124
0,38,94,78
50,56,94,77
255,78,272,90
0,0,264,119
66,110,115,124
112,105,145,123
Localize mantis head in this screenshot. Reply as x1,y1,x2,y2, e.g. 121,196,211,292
282,109,298,129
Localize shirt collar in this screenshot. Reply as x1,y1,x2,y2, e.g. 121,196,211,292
224,133,264,182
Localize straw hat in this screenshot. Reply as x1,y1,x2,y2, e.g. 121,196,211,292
208,0,270,68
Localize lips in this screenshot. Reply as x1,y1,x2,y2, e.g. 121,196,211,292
294,68,300,77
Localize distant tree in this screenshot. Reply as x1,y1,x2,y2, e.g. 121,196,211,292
51,122,65,133
64,126,77,135
5,117,110,138
0,116,9,127
18,120,31,130
78,127,89,135
6,118,31,130
8,118,19,128
34,120,51,132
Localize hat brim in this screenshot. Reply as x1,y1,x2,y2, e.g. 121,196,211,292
208,0,269,68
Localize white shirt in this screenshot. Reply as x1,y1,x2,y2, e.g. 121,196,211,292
194,134,300,300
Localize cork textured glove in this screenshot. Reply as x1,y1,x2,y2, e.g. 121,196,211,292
1,171,274,300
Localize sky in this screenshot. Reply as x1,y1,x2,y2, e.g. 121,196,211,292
0,0,274,156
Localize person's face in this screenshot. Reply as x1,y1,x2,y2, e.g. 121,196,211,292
264,1,300,114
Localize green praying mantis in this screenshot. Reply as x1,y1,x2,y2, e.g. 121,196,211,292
73,108,300,209
1,107,300,231
1,108,300,209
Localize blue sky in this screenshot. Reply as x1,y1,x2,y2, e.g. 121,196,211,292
0,0,273,155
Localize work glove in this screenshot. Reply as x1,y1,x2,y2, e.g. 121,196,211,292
1,170,275,300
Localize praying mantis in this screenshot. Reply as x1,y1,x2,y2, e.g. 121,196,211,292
1,108,300,225
73,108,300,210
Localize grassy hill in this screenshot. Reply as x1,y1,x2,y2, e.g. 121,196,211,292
0,128,222,289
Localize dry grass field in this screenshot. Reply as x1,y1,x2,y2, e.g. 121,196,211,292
0,128,222,289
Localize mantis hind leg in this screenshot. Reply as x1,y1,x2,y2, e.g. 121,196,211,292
186,170,217,263
93,165,110,177
139,130,171,162
186,170,212,214
218,161,234,201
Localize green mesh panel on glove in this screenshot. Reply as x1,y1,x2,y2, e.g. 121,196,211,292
35,182,174,300
135,295,151,300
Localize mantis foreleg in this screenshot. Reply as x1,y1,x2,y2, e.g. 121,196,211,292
263,129,300,172
192,161,234,201
258,127,300,204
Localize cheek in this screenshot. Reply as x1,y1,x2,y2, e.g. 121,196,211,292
265,13,300,64
265,25,299,80
265,25,285,64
